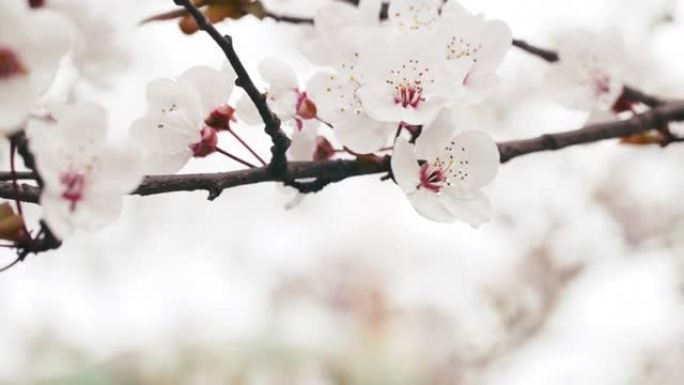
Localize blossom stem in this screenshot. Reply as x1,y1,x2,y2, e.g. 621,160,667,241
215,147,258,168
225,128,267,166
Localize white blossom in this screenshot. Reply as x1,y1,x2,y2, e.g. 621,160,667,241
357,31,468,126
544,29,627,112
301,0,382,66
131,66,236,174
0,2,72,132
391,109,499,225
47,0,128,84
28,103,142,239
436,1,512,102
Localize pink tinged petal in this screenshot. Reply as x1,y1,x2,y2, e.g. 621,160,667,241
391,137,421,194
258,58,299,91
440,188,492,227
407,188,455,223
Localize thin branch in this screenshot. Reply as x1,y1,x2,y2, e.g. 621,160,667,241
2,101,683,204
263,11,314,25
173,0,291,176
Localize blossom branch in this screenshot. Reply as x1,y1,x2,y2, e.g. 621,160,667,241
172,0,291,176
2,101,683,204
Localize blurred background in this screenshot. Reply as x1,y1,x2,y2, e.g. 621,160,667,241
1,0,684,383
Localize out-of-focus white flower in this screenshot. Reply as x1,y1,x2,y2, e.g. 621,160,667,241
47,0,128,84
357,31,468,126
300,0,381,66
0,2,71,132
131,66,236,174
391,109,499,225
436,1,512,102
388,0,443,32
28,103,142,239
544,30,627,112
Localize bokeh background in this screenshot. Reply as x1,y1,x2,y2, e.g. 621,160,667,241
1,0,684,383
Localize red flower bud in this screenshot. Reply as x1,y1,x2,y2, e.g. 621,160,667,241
190,126,218,157
205,105,236,131
314,136,335,161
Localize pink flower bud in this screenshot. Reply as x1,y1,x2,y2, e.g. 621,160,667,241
189,126,218,157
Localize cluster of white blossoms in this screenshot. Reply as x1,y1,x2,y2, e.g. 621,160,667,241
255,0,513,224
0,0,635,238
131,65,237,174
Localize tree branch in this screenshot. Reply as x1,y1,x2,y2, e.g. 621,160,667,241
173,0,291,176
3,101,683,204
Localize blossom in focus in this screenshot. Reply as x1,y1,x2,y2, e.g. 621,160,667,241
544,29,627,112
357,31,468,126
307,70,396,154
0,2,71,131
28,103,142,239
436,1,512,102
391,109,499,225
131,66,236,174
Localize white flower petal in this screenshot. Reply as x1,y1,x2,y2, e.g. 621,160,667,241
391,137,420,194
179,65,235,113
440,188,492,227
408,189,455,222
259,58,299,91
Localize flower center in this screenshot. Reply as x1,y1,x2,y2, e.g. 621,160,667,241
60,171,86,212
0,47,27,80
418,162,447,192
394,85,424,109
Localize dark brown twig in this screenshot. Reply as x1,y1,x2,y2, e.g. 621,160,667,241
1,101,683,204
173,0,291,176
